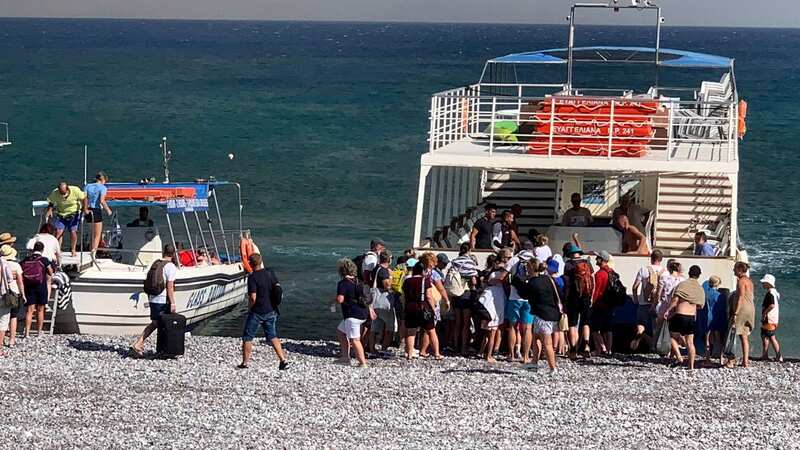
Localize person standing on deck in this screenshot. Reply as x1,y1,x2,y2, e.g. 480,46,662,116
510,204,524,237
470,203,497,251
45,181,87,257
493,210,521,252
127,207,154,227
612,193,649,234
630,250,665,351
694,232,716,256
616,214,649,255
663,265,705,370
724,262,755,368
131,244,177,356
84,172,113,253
238,253,289,370
560,193,593,227
758,274,782,362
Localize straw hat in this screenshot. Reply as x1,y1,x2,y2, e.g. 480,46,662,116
0,244,17,260
0,232,16,245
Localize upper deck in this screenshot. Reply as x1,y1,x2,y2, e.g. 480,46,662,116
423,44,742,175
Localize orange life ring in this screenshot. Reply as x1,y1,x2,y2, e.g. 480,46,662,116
240,238,254,273
737,99,747,139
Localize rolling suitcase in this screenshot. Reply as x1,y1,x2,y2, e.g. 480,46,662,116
157,313,186,357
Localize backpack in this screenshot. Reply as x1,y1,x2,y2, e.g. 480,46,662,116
352,279,369,308
513,258,532,282
572,260,594,301
352,251,375,281
268,269,283,309
444,267,468,297
642,266,663,304
390,266,407,294
144,260,168,296
22,255,46,285
604,270,628,307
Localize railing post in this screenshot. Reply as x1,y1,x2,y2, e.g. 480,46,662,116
489,96,496,156
429,96,437,153
666,101,673,161
517,84,523,121
728,101,736,162
607,100,615,159
547,97,556,158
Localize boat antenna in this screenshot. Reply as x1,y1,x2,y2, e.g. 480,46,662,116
160,136,171,183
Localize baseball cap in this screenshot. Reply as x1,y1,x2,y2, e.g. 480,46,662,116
760,274,776,287
596,250,613,263
565,244,583,256
406,258,418,268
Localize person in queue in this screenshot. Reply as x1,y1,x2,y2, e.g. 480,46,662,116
128,207,155,227
561,193,593,227
562,243,593,359
361,239,386,283
654,259,685,356
505,241,536,363
370,251,397,354
694,232,716,256
25,225,61,268
546,258,568,356
449,243,479,355
701,275,726,361
663,265,705,370
510,203,524,236
477,250,510,363
131,244,177,356
511,258,561,373
617,214,649,255
590,251,616,356
402,260,442,360
238,253,289,370
334,258,368,367
417,252,447,359
725,262,755,368
84,171,112,253
469,203,497,250
630,249,665,351
0,244,26,352
45,181,87,257
22,241,54,337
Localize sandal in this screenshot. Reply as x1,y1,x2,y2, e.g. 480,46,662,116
236,363,249,369
433,354,444,360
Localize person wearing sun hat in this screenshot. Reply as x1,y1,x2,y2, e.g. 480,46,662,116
0,244,26,349
0,232,17,246
759,274,782,362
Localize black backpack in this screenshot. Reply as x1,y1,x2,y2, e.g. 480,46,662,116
144,260,169,296
267,269,283,310
352,253,370,280
604,270,628,307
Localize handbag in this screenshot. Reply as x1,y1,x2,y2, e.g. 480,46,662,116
370,267,393,311
425,274,442,309
1,259,21,309
420,277,435,322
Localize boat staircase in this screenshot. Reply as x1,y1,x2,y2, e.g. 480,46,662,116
654,174,733,255
482,171,558,238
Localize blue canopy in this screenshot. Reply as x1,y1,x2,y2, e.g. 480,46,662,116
488,46,733,69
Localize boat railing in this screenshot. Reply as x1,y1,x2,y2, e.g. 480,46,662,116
428,84,738,163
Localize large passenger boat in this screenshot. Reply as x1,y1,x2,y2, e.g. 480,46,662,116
411,2,747,290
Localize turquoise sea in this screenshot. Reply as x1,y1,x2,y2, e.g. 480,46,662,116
0,19,798,355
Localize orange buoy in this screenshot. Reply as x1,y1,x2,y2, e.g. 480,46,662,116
737,99,748,139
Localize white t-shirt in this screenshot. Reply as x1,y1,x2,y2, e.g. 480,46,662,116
148,262,178,304
634,264,665,305
27,233,61,263
534,245,552,263
766,288,780,325
361,252,378,275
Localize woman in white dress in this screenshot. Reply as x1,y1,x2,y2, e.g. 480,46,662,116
477,249,511,363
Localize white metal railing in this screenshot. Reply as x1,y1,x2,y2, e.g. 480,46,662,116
427,83,739,163
0,122,9,146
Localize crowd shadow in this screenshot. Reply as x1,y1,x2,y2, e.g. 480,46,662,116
441,367,517,376
67,338,133,357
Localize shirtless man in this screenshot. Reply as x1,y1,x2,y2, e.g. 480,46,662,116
663,265,705,370
617,214,649,255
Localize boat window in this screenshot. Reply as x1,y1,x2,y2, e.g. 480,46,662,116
582,177,606,205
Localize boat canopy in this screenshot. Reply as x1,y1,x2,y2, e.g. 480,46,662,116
486,46,733,69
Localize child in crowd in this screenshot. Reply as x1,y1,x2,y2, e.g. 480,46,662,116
533,234,552,263
759,274,782,362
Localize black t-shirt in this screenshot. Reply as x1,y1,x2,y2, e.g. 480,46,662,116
494,222,513,248
338,278,368,320
371,266,391,293
247,268,278,315
762,292,776,310
473,217,494,249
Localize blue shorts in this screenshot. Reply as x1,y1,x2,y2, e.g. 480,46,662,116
242,310,278,342
54,214,82,232
505,299,533,325
24,283,48,306
149,302,169,321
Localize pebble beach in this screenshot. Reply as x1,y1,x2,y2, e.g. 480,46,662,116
1,335,798,449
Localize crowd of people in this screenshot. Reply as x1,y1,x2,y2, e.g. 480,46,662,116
330,234,784,371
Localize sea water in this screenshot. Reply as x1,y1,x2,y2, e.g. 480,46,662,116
0,19,798,355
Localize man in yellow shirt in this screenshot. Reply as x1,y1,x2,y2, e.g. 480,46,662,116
45,181,88,256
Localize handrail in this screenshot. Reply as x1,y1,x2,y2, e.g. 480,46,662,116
0,122,9,146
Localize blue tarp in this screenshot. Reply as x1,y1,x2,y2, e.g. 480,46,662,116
488,46,733,69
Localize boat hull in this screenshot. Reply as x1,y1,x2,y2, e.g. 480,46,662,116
55,266,247,336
